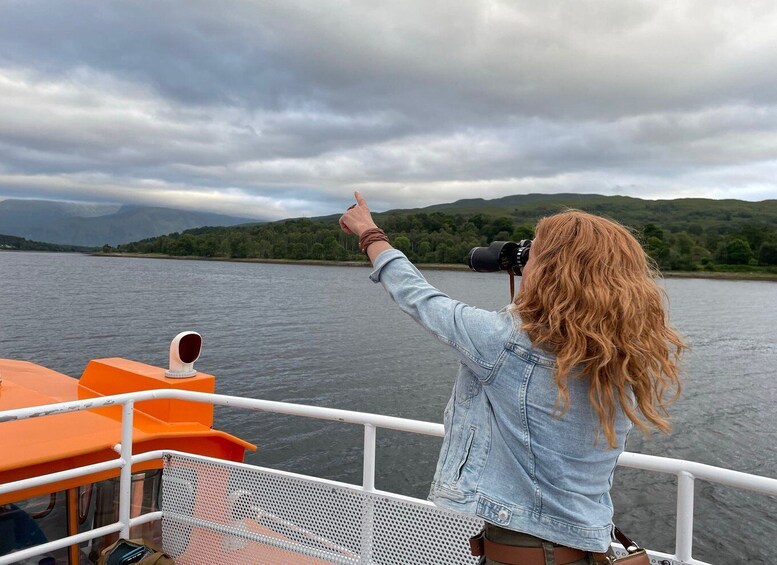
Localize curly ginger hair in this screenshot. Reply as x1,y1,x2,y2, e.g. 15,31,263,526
515,210,686,448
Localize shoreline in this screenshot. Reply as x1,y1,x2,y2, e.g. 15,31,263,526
93,252,777,281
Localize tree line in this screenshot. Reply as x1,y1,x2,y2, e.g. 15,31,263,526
0,233,88,252
113,209,777,272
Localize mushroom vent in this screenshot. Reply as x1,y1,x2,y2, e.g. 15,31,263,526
165,331,202,379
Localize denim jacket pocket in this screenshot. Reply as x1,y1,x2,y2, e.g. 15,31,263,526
438,396,455,468
454,426,476,483
454,365,482,407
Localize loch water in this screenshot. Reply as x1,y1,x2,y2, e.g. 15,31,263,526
1,251,775,564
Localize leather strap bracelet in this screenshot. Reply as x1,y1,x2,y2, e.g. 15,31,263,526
359,228,389,255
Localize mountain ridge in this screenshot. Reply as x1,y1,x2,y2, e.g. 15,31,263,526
0,199,259,246
115,192,777,272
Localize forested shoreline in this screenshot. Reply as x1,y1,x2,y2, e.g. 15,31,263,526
0,233,89,252
112,195,777,274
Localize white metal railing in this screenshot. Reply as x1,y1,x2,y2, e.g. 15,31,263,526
1,389,776,565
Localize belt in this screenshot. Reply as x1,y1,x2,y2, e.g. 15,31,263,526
470,531,608,565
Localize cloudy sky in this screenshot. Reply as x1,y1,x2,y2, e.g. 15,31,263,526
2,1,777,220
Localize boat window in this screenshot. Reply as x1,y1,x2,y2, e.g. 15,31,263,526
0,492,67,563
0,471,164,564
86,471,163,563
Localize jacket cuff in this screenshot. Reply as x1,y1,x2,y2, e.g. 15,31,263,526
369,249,408,283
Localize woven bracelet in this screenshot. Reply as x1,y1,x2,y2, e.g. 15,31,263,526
359,228,389,254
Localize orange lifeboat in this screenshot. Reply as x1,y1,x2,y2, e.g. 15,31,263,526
0,333,254,563
0,357,253,504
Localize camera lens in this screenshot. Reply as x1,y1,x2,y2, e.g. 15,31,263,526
468,246,499,272
468,241,519,272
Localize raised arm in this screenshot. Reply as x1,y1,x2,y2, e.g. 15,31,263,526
339,192,510,379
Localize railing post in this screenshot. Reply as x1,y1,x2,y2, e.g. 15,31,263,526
360,424,377,564
119,400,135,538
362,423,376,491
675,471,695,563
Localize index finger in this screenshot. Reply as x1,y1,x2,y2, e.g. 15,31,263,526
354,191,367,207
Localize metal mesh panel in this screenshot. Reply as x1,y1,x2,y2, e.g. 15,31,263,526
160,453,483,564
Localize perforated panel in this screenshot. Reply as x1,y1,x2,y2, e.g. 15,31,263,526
160,453,483,564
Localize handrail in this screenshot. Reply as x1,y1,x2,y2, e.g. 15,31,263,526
2,389,776,565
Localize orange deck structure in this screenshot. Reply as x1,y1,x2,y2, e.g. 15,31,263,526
0,357,254,505
0,354,340,564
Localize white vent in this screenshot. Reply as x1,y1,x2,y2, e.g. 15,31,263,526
165,332,202,379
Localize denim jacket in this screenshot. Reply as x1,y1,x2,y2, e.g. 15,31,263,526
370,250,631,552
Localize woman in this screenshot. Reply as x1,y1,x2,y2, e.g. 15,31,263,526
340,192,684,565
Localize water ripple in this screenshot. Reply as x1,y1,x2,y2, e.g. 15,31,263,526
1,253,775,562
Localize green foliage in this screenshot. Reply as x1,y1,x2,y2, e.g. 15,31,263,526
758,242,777,265
0,233,91,252
394,235,412,255
716,237,754,265
114,194,777,272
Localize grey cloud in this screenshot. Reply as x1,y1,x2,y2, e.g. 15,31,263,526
1,1,777,216
5,1,777,121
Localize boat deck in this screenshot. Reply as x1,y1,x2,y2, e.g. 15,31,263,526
3,388,776,564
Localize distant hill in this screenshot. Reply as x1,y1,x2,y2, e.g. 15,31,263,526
115,193,777,272
395,193,777,229
0,199,258,246
0,233,90,252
